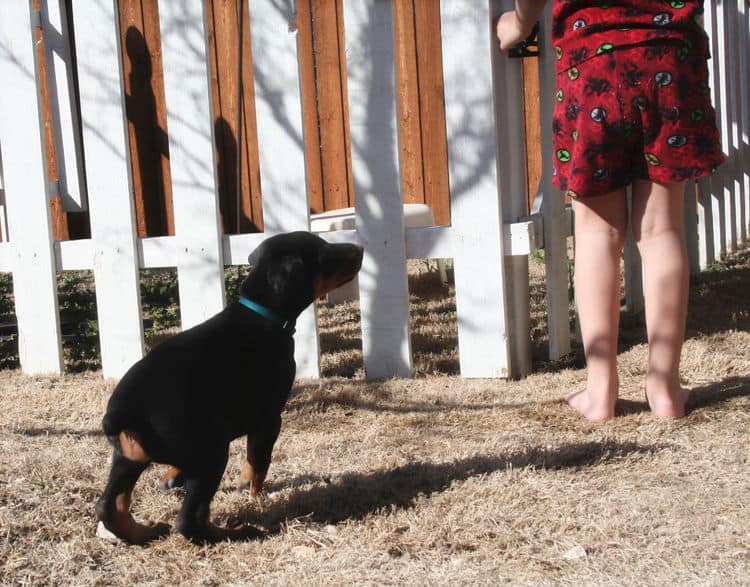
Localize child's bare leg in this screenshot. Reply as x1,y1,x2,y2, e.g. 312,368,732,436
631,179,690,418
568,190,628,422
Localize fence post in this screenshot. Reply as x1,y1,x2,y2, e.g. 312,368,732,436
0,1,63,374
537,4,572,360
343,0,412,378
158,2,226,331
440,1,512,377
250,0,320,378
72,1,144,379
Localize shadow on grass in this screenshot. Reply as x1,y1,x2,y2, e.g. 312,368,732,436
614,375,750,417
288,380,532,414
231,440,659,534
10,427,103,438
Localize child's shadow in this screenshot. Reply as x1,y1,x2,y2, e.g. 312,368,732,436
231,439,658,536
615,375,750,417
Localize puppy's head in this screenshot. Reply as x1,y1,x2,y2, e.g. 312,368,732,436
243,231,363,319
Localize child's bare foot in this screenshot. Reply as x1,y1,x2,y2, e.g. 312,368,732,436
565,389,616,422
645,386,689,419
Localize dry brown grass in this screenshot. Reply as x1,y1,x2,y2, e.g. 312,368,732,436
1,248,749,585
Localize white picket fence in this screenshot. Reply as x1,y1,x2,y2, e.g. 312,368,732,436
0,1,748,381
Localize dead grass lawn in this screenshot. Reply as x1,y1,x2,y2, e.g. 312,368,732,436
1,248,749,585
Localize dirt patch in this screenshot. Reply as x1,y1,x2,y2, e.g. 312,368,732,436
1,247,749,584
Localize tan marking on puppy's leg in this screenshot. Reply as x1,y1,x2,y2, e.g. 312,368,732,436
159,466,184,490
104,490,170,545
118,430,150,463
240,462,266,497
239,436,266,497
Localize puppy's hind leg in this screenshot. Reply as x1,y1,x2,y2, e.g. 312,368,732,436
95,451,170,544
159,466,184,491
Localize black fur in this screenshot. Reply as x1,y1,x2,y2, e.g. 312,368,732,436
96,231,363,544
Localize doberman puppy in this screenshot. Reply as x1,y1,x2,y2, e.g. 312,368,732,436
96,232,363,545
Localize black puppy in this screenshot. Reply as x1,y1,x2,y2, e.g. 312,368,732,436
96,231,363,544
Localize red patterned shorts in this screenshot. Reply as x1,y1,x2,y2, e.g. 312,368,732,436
552,43,724,199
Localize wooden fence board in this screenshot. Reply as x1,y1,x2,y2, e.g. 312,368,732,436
250,0,320,378
0,1,63,374
205,0,264,233
72,0,144,379
344,0,412,378
413,0,450,226
119,0,173,237
311,0,354,212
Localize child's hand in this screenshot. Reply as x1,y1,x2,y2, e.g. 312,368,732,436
495,11,534,54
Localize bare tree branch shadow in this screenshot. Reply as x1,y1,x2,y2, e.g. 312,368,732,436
225,440,660,535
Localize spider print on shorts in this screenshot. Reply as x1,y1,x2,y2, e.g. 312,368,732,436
551,41,723,199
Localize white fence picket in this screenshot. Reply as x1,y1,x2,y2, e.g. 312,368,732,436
0,1,63,374
440,0,511,377
0,142,7,243
41,0,87,212
684,183,700,276
697,176,716,268
703,5,725,262
537,5,572,360
343,0,412,378
158,2,226,332
737,0,750,239
250,0,319,378
72,1,144,379
491,0,532,378
723,0,745,246
711,1,735,252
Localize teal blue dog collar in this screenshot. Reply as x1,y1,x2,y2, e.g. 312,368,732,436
238,296,295,334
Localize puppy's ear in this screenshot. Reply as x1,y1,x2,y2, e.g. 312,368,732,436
247,242,264,266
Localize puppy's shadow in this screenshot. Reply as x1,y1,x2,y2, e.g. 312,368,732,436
231,440,658,535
